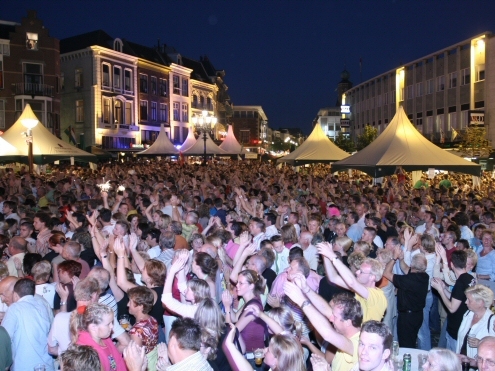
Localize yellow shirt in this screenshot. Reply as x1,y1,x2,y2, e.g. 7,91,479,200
355,287,387,322
332,331,360,371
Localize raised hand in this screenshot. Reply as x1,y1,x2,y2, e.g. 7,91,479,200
316,242,335,260
283,281,306,307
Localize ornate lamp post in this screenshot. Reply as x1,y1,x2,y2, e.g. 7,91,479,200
20,104,39,174
191,110,217,166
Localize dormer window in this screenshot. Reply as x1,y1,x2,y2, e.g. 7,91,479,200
26,32,38,50
114,38,123,52
177,55,182,65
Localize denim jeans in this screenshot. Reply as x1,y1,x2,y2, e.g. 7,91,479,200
417,291,433,350
429,291,441,333
438,319,447,348
446,331,457,352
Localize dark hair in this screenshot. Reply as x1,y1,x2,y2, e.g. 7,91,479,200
454,212,469,227
348,211,359,224
170,317,202,351
288,247,304,261
332,293,363,328
270,235,283,243
34,212,52,228
98,208,112,223
290,256,310,278
144,228,161,242
264,212,277,226
451,250,467,269
144,260,166,286
23,253,42,276
128,286,155,314
58,260,83,278
258,247,275,268
170,221,182,235
14,278,35,297
361,320,393,352
194,252,218,279
60,344,101,371
250,217,265,232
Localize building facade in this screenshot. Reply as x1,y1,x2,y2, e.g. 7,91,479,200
343,32,493,146
231,106,268,153
0,10,60,135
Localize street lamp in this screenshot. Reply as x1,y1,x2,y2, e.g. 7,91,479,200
20,104,39,174
191,110,217,166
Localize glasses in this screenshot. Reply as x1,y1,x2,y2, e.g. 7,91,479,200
476,355,495,368
357,270,372,275
236,281,249,287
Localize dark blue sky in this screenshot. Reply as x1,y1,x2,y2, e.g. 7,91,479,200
4,0,495,134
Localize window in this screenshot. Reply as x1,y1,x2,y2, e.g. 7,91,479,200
114,100,122,125
102,64,110,88
0,59,3,89
181,103,188,122
416,113,423,126
24,63,43,85
181,78,188,96
125,102,132,125
113,67,121,90
416,82,423,97
383,92,388,105
436,114,444,133
151,76,157,95
200,96,205,108
26,32,38,50
449,72,457,89
124,69,132,91
192,95,198,108
151,102,157,121
140,74,148,93
460,110,468,129
76,100,84,122
406,85,413,100
448,112,456,132
0,42,10,56
173,76,180,95
173,102,180,121
207,97,212,110
476,65,485,82
159,103,168,122
426,116,433,133
75,68,83,88
159,78,167,96
103,98,111,124
140,100,148,121
461,68,470,85
0,100,5,129
426,79,433,94
436,76,445,91
240,130,250,144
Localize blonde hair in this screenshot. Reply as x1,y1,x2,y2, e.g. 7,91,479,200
195,298,225,360
335,236,353,252
0,261,10,280
466,249,478,267
266,305,302,339
353,241,371,256
70,303,113,342
31,260,51,282
348,251,366,271
268,334,305,371
362,258,384,282
465,284,494,308
280,224,298,244
427,348,461,371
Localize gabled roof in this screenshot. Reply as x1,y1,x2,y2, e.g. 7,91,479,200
219,125,246,154
182,56,211,82
277,123,349,165
199,55,218,77
137,125,179,156
182,132,228,156
331,106,482,177
123,40,168,65
60,29,114,53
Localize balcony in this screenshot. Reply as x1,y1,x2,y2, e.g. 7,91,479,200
14,82,54,97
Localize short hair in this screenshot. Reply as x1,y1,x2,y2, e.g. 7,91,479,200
291,256,310,278
170,221,182,235
58,260,82,278
427,348,461,371
258,247,275,268
170,317,202,351
9,236,27,253
335,236,353,252
264,212,277,226
60,345,101,371
420,234,436,254
454,212,469,226
466,249,478,267
362,258,384,282
144,228,161,242
128,286,155,314
363,226,377,237
361,320,393,353
288,246,304,261
87,266,110,291
71,303,113,340
231,222,248,238
115,220,129,234
353,241,371,256
465,284,494,308
144,260,166,286
98,208,112,223
23,252,42,276
332,293,363,328
64,241,82,259
159,230,176,250
34,212,52,228
270,235,283,243
0,261,8,280
49,231,67,246
13,278,35,298
250,217,265,232
451,250,467,269
348,211,359,224
31,260,51,282
348,251,366,271
410,253,427,272
74,277,100,302
248,255,267,274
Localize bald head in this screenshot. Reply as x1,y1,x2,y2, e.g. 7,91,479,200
199,243,218,259
478,336,495,371
0,276,19,306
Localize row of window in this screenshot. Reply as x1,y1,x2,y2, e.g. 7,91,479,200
100,98,133,125
233,111,260,118
192,95,213,110
102,63,133,92
139,101,169,122
139,75,168,96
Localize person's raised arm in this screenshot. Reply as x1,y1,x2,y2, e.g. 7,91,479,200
292,273,334,321
317,242,351,290
114,237,137,292
230,243,256,285
383,246,401,282
145,198,158,223
112,194,124,214
99,236,124,302
245,305,284,335
222,324,254,371
128,233,146,273
283,281,354,355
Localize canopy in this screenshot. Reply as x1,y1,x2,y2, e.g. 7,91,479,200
1,104,96,164
331,106,482,177
137,125,179,156
0,136,22,163
85,146,115,160
219,125,246,155
277,122,350,165
179,127,197,152
182,132,228,156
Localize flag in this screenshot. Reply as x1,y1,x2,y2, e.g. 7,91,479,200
64,125,77,145
452,128,459,141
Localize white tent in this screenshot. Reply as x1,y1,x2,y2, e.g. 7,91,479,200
0,136,22,163
219,125,246,155
277,122,350,165
179,127,197,152
182,132,228,156
1,104,96,164
137,125,179,156
332,106,482,177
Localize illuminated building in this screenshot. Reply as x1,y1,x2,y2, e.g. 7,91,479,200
343,32,493,146
231,106,268,153
0,11,60,135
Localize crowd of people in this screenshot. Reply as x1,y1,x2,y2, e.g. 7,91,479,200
0,159,494,371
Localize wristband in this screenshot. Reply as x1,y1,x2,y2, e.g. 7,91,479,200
60,301,67,306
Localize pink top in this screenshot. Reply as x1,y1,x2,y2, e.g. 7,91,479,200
225,240,240,261
269,270,322,300
76,331,127,371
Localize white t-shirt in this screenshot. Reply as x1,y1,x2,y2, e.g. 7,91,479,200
35,283,56,309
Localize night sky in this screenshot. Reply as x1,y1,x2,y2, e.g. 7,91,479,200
4,0,495,134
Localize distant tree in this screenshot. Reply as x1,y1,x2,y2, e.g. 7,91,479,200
331,132,355,153
356,125,378,151
270,138,291,152
456,126,492,157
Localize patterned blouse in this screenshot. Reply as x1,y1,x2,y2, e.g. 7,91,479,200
129,316,159,354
